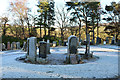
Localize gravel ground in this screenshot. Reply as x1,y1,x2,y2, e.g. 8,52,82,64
0,45,119,78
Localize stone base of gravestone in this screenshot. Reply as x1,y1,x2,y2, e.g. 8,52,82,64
36,57,48,64
66,54,80,64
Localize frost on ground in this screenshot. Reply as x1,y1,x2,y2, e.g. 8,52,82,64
0,45,119,78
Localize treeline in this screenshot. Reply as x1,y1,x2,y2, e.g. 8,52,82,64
0,0,120,44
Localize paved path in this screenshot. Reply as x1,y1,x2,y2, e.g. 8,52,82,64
0,45,119,78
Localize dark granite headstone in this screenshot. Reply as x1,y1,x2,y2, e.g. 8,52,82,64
39,41,47,58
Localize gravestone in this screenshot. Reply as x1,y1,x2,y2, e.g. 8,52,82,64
67,35,78,54
47,40,50,54
28,37,37,63
117,40,120,46
59,40,62,46
38,41,47,58
11,42,16,50
106,37,109,44
53,41,56,47
66,35,79,64
16,42,21,49
22,42,27,51
7,42,11,50
86,34,90,55
111,36,116,45
2,43,6,51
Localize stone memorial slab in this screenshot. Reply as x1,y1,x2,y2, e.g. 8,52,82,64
28,37,37,63
22,42,27,51
2,43,6,51
67,35,78,54
66,35,79,64
39,41,47,58
7,42,11,50
11,42,16,50
16,42,21,49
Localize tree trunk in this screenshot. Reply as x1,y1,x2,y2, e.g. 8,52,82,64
85,16,89,58
44,27,46,36
61,28,64,44
92,17,95,45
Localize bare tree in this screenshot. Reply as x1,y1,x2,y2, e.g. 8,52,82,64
9,0,29,39
55,7,70,43
0,17,9,36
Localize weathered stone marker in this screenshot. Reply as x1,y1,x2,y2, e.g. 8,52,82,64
53,41,56,47
22,42,27,51
16,42,21,49
11,42,16,50
67,35,78,54
2,43,6,51
7,42,11,50
66,35,79,64
27,37,37,63
38,41,47,58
